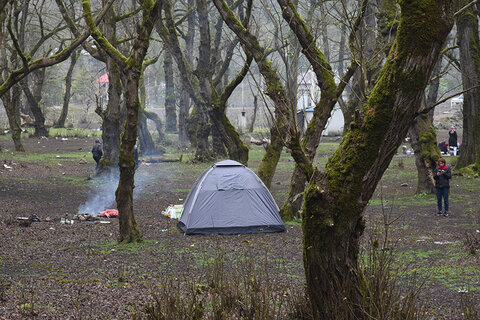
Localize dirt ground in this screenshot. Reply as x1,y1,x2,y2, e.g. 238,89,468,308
0,136,479,319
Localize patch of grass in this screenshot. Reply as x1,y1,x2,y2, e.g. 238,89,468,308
60,176,91,186
49,128,101,138
1,151,90,164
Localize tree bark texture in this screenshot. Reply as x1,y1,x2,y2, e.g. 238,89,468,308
292,0,453,317
163,50,177,132
56,49,79,128
456,3,480,170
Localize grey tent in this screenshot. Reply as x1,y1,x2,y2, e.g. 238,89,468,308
178,160,286,235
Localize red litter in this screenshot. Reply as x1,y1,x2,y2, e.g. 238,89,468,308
100,209,119,218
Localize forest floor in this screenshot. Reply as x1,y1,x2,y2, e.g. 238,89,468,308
0,135,479,319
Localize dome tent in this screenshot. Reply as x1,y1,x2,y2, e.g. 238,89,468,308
178,160,286,235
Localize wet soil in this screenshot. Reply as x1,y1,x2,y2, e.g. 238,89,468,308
0,136,479,319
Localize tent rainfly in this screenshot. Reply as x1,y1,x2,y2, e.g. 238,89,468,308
178,160,286,235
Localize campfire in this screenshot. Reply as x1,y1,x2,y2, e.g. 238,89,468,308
74,209,119,221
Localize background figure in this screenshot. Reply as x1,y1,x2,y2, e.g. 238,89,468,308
448,125,458,156
434,158,452,216
92,139,103,170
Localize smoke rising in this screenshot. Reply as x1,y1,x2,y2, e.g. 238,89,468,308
78,167,154,215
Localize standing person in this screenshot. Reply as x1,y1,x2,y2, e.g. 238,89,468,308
448,125,458,156
434,158,452,216
92,139,103,170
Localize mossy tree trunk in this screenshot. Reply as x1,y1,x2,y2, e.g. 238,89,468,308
409,61,442,194
408,113,441,193
456,2,480,171
56,49,79,128
83,0,159,243
163,50,177,132
293,0,453,316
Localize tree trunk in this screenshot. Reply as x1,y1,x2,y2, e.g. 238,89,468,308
137,73,158,155
178,0,195,147
116,70,142,243
456,3,480,170
193,110,213,162
163,50,177,132
1,87,24,151
298,1,453,316
212,125,227,157
98,60,123,173
409,61,442,194
144,110,164,142
157,0,249,165
21,69,48,137
56,49,79,128
277,0,363,220
408,113,440,194
138,110,157,155
248,95,258,133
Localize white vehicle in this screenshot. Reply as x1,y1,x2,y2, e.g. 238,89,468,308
451,94,463,107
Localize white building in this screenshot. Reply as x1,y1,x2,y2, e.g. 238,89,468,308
296,70,344,136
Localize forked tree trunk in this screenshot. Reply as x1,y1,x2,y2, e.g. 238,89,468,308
278,0,363,220
157,0,249,165
298,1,453,317
456,3,480,170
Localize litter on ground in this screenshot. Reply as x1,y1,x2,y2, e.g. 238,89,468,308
162,204,183,219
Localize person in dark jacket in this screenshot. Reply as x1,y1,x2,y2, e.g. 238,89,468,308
92,139,103,170
448,125,458,156
433,158,452,216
